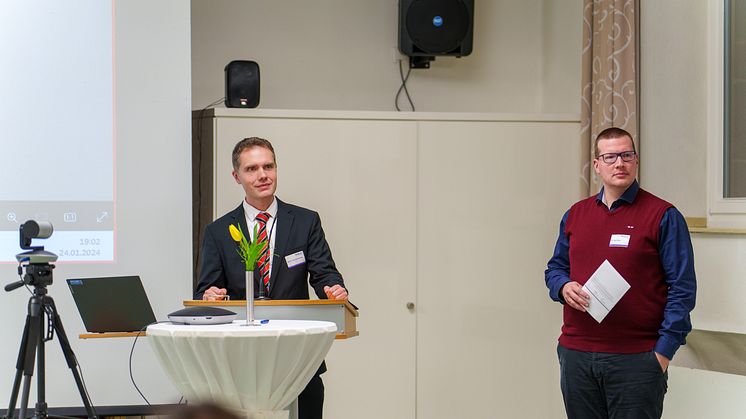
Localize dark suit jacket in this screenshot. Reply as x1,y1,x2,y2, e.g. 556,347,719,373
195,198,346,301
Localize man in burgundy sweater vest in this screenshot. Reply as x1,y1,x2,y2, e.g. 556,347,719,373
545,127,696,419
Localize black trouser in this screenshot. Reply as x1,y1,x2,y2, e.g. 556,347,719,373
557,344,668,419
297,373,324,419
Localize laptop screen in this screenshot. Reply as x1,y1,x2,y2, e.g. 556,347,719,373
66,275,157,333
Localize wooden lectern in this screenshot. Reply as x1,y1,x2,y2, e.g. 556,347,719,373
183,299,359,339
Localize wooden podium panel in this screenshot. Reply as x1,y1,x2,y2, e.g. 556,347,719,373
184,299,359,339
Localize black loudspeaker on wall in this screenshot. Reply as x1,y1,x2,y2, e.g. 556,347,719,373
225,60,260,108
398,0,474,59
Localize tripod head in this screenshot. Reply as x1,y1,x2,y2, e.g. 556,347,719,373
5,220,58,292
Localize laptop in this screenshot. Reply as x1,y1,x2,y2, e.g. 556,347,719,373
66,275,157,333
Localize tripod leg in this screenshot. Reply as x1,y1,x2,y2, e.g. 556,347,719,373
35,314,47,418
47,298,97,419
5,317,32,419
5,369,23,419
18,306,43,419
18,375,33,419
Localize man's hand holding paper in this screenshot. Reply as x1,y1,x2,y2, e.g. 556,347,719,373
561,281,591,312
581,259,630,323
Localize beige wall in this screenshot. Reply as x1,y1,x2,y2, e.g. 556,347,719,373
640,1,746,417
639,0,708,217
191,0,581,113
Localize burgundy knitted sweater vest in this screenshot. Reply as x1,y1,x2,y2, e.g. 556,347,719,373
559,189,672,353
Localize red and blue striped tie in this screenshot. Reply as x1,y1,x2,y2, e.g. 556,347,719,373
255,212,271,293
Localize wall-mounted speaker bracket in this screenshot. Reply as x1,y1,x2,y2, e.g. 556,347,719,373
409,56,435,69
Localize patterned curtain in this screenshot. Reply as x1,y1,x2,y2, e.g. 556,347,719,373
580,0,639,196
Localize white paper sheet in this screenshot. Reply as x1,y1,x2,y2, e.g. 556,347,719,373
581,259,630,323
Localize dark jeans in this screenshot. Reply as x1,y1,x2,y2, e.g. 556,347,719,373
557,344,667,419
297,373,324,419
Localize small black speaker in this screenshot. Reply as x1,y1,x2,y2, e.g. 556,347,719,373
225,60,260,108
399,0,474,57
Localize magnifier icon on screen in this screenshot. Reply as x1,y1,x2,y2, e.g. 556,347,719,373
7,212,17,222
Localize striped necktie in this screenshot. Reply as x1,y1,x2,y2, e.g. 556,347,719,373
255,212,271,293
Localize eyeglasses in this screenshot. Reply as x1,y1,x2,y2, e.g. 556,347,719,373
596,151,637,164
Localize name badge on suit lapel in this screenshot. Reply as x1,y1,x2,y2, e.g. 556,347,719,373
285,251,306,268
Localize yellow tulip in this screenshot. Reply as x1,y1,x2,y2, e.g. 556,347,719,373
228,224,242,242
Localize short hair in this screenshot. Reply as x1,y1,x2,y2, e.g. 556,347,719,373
231,137,276,170
594,127,636,157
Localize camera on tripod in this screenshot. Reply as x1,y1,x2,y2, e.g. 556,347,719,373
6,220,58,291
3,220,97,419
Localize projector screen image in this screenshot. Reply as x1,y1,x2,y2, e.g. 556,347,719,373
0,0,114,262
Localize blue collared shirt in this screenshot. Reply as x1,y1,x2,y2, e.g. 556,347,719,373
544,181,697,359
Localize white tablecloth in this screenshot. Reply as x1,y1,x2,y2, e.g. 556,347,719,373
147,320,337,419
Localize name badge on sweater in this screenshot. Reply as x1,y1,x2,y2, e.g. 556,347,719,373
285,251,306,268
609,234,631,248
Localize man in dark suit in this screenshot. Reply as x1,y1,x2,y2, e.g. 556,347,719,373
195,137,348,419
